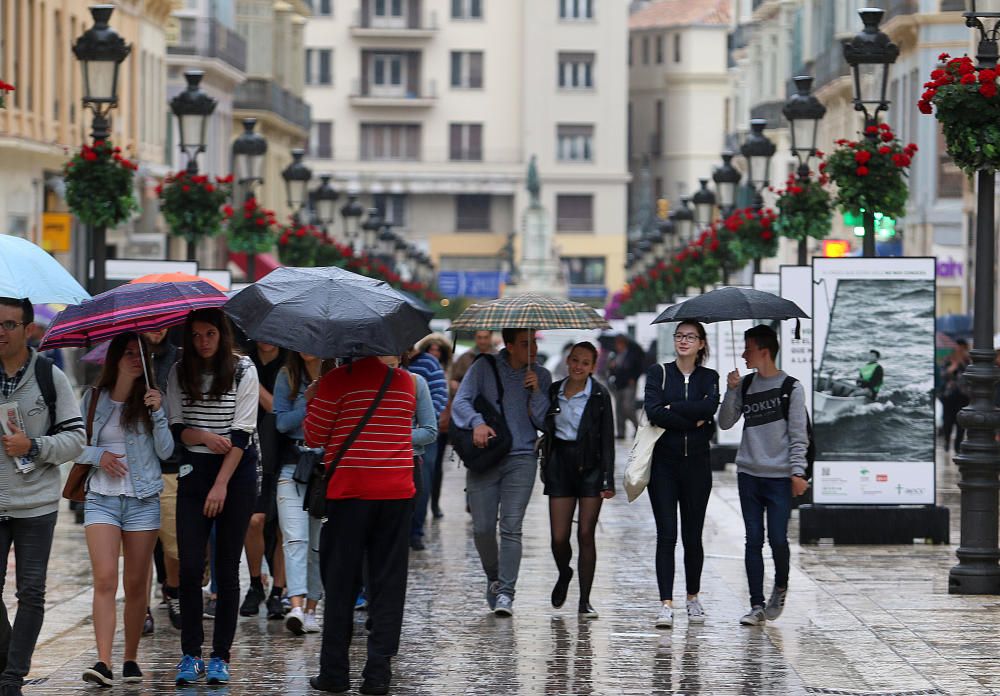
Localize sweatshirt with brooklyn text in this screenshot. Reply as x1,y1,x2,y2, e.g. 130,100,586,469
718,371,809,478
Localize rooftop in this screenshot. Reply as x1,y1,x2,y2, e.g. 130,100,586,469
628,0,730,31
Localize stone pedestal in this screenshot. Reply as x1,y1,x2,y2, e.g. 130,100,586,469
504,203,567,298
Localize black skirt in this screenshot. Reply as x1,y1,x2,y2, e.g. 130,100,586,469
543,439,604,498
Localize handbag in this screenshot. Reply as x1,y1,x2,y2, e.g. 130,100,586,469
292,444,322,485
305,366,396,518
623,365,667,503
62,387,100,502
448,355,513,472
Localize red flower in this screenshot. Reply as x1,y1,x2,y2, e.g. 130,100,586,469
981,68,997,83
94,140,105,147
255,218,266,227
818,162,827,172
182,185,190,192
879,123,890,131
931,68,946,80
854,150,872,164
204,184,215,193
819,174,829,186
223,205,234,217
709,240,719,252
878,146,891,155
155,185,163,195
921,89,936,101
789,185,803,195
295,228,306,237
958,60,976,75
881,132,893,142
865,125,879,135
761,230,773,241
244,212,252,219
938,52,950,61
961,73,978,85
981,81,998,98
82,150,97,161
856,166,869,176
280,234,290,245
905,143,918,154
814,149,824,158
917,99,932,114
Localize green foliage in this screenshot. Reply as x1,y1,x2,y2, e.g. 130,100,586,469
276,223,323,267
157,171,233,244
773,174,833,242
227,197,277,254
825,124,915,220
64,140,138,228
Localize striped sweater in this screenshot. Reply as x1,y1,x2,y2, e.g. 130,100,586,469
166,355,259,453
303,357,416,500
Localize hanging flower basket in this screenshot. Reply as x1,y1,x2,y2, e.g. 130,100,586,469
227,197,277,254
0,80,14,108
824,123,916,220
773,172,833,243
157,171,233,245
315,240,352,267
919,53,1000,175
277,223,323,267
64,140,138,228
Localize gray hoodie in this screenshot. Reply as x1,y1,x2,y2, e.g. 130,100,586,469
0,350,86,517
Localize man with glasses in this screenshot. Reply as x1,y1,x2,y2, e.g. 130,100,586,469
0,297,85,696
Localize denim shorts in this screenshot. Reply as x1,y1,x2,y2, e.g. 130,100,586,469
84,491,161,532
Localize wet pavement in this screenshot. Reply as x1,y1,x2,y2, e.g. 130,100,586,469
14,444,1000,695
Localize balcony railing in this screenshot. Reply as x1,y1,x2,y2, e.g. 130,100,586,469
352,8,438,32
168,18,247,74
350,78,437,105
234,78,311,131
811,40,850,94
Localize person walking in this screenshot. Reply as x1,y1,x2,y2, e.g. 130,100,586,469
78,333,173,686
542,342,614,619
940,340,970,453
166,309,260,685
608,335,644,439
418,335,452,519
719,325,809,627
304,356,418,695
0,297,86,696
451,329,551,617
642,322,719,629
406,340,447,550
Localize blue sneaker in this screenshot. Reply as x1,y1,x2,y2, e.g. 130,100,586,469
355,592,368,611
175,655,205,685
206,657,230,685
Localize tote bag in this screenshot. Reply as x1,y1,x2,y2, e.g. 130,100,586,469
623,365,666,503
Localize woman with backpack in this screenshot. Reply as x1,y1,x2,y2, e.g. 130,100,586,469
643,321,719,629
542,341,615,619
79,332,173,687
166,308,260,686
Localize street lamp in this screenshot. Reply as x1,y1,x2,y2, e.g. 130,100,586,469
170,70,217,176
740,119,776,210
950,0,1000,596
712,152,742,216
378,224,397,263
340,194,364,252
783,75,827,265
691,179,716,229
313,175,338,240
361,208,383,255
672,197,695,244
231,118,267,281
281,148,312,223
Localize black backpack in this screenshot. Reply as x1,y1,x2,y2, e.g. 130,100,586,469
33,355,62,436
741,373,815,476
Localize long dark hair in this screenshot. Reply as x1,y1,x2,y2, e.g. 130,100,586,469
94,332,154,431
283,351,322,397
179,308,237,401
678,321,710,366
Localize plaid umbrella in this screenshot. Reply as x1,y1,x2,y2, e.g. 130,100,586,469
449,293,610,331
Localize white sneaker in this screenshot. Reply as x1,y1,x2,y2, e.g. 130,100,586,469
285,606,305,635
686,597,706,624
303,611,321,633
655,604,674,629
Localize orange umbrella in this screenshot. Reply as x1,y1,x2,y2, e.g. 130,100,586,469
129,272,227,292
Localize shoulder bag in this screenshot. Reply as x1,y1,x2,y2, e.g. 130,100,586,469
448,354,513,473
623,364,666,503
62,387,100,502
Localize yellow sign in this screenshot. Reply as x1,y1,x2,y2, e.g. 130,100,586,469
41,213,72,253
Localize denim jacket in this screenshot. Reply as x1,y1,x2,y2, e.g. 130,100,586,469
77,389,173,499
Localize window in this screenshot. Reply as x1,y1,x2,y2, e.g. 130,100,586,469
656,35,664,64
673,34,681,63
455,195,491,231
372,0,405,27
628,38,632,67
449,123,483,161
653,99,663,155
309,121,333,158
559,0,592,20
557,124,594,162
560,256,605,285
360,123,421,160
316,0,332,16
450,51,483,88
642,36,649,65
305,49,332,85
558,52,594,89
451,0,482,19
374,194,407,227
369,52,405,96
556,195,593,232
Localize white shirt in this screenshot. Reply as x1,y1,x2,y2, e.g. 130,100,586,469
88,401,135,497
554,377,592,442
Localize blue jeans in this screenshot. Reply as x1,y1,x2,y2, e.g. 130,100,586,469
466,454,537,598
276,464,323,601
0,511,57,689
411,442,437,541
737,472,792,608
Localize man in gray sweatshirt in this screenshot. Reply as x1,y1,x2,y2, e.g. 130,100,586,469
452,328,551,617
0,297,85,696
718,324,809,628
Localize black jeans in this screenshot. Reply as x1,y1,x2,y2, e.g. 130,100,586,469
0,511,57,688
176,451,256,661
737,472,792,608
647,454,712,600
319,498,413,684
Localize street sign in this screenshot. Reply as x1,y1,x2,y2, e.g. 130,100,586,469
41,213,72,253
437,270,509,298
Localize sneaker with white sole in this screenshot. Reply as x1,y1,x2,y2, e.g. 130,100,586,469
205,656,230,684
686,597,706,624
175,655,206,685
286,606,306,635
303,611,321,633
655,604,674,629
485,579,500,611
493,594,513,617
739,605,767,626
764,585,787,621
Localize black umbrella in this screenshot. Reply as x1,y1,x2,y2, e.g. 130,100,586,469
396,289,435,322
223,266,431,358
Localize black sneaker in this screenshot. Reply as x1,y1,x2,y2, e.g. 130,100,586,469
409,536,426,551
203,597,217,620
239,585,264,617
309,674,349,693
122,661,143,683
167,596,182,629
266,595,285,620
82,661,114,687
551,567,573,608
360,678,390,695
142,607,154,636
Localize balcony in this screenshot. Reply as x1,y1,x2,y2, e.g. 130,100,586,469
350,0,438,39
168,17,247,74
811,40,850,94
234,78,311,131
349,78,437,108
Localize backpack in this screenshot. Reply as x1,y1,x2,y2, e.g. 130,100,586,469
33,355,61,436
741,373,815,475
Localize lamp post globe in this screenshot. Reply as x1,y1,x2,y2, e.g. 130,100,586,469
691,178,716,229
73,5,131,142
313,175,339,239
673,197,695,243
232,117,267,190
965,0,1000,67
281,148,312,223
340,194,364,250
843,8,899,130
378,224,397,261
712,152,742,215
361,208,383,254
782,75,826,179
170,70,217,175
740,119,777,209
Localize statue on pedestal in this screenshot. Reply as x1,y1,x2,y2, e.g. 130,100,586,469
504,155,567,298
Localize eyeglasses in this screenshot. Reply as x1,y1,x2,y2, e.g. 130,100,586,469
0,321,26,332
674,333,700,343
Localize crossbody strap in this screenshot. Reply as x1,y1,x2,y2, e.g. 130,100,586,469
85,387,100,444
482,354,505,417
319,365,396,489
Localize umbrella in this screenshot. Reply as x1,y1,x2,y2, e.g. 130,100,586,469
449,293,611,332
223,266,432,358
0,235,90,304
32,304,66,328
396,289,435,322
130,272,228,292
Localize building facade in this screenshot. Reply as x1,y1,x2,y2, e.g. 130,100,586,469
302,0,629,302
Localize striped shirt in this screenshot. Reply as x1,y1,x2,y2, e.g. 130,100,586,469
407,352,447,416
166,355,259,454
303,357,416,501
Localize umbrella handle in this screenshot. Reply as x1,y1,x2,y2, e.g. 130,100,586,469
137,334,152,393
731,320,738,374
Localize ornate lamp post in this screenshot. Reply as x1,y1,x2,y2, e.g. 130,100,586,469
950,0,1000,595
231,118,267,280
691,179,716,230
72,4,131,294
843,8,898,257
740,119,776,211
672,197,695,245
361,208,383,256
340,194,364,252
378,224,397,269
712,152,742,218
313,175,338,241
281,148,312,225
783,75,827,264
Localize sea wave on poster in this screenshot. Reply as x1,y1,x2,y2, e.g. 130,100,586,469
814,278,935,462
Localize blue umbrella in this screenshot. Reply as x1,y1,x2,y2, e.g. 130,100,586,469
0,235,90,304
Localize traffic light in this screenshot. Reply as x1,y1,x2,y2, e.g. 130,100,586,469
656,198,669,220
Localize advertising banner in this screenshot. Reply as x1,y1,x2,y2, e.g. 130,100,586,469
779,266,813,416
812,258,936,504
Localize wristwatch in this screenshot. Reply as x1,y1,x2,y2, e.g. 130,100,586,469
27,438,40,460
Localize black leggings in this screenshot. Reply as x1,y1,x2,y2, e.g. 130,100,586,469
176,450,256,661
647,453,712,600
